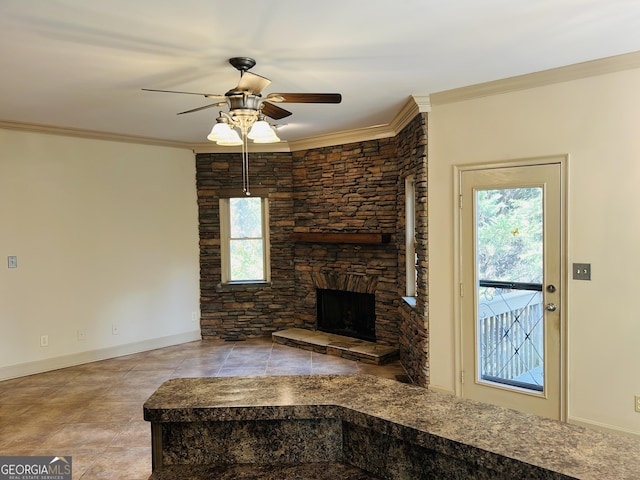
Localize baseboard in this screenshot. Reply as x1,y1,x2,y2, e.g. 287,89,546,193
427,384,456,396
567,415,640,439
0,330,202,381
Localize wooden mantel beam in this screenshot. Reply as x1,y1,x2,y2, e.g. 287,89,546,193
290,233,391,244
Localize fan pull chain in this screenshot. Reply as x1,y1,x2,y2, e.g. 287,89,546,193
242,133,250,196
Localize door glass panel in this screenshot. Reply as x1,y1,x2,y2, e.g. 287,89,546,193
476,187,544,392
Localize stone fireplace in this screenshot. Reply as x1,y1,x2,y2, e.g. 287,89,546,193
196,112,429,386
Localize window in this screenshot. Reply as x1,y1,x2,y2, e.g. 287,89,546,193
220,196,270,283
405,175,417,299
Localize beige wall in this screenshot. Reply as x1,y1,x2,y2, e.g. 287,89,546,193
0,130,200,377
428,67,640,436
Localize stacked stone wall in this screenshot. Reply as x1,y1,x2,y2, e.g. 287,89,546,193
196,152,296,340
395,114,429,386
196,114,429,387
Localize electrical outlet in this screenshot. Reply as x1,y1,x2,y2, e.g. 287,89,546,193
77,330,86,341
112,325,120,335
635,395,640,413
192,311,198,323
40,335,49,347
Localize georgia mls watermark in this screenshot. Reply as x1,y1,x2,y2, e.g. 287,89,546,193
0,456,71,480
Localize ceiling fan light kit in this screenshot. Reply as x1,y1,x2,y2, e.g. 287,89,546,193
144,57,341,194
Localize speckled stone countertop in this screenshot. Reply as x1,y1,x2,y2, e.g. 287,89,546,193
144,375,640,479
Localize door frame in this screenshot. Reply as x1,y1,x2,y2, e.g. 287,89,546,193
453,155,569,421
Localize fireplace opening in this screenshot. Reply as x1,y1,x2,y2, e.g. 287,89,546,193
316,288,376,342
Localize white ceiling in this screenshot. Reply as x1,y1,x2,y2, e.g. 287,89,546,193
1,0,640,146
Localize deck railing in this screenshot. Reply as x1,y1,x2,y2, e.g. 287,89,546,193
477,282,544,390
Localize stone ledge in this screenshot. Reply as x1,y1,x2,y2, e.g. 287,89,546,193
272,328,398,365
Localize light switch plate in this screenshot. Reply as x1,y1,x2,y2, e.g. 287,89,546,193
7,256,17,268
573,263,591,280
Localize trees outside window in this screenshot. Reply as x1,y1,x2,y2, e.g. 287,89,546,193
476,187,542,284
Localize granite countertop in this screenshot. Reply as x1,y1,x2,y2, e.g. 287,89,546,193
144,375,639,479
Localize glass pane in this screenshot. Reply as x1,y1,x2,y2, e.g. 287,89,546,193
478,287,544,391
476,188,542,284
229,197,263,238
476,187,544,392
230,239,264,281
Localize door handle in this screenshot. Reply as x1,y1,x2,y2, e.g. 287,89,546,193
546,303,557,312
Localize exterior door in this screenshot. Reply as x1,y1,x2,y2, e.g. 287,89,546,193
460,161,563,420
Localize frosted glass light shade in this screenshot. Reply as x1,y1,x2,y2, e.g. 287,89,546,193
248,120,280,143
247,120,271,140
216,128,243,146
208,122,242,145
207,122,231,142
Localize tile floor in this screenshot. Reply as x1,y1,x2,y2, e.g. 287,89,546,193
0,337,407,480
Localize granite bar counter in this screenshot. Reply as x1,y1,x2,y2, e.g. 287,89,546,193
144,375,639,479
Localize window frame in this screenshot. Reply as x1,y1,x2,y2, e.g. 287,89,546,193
405,175,417,299
219,194,271,284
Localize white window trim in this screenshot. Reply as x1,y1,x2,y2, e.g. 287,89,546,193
219,196,271,284
405,175,417,298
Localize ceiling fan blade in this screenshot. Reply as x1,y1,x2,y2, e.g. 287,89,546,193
235,72,271,94
266,93,342,104
177,102,226,115
142,88,226,99
261,101,293,120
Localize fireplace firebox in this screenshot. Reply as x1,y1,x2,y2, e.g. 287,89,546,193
316,288,376,342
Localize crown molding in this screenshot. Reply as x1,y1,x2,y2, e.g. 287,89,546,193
390,95,431,133
274,95,431,152
431,50,640,105
287,123,395,151
2,95,432,154
0,120,193,150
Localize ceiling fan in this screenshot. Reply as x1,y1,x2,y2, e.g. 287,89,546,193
142,56,342,122
144,57,341,195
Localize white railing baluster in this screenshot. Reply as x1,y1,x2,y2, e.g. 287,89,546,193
478,289,544,386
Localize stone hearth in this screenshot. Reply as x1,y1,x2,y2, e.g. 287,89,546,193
272,328,398,365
